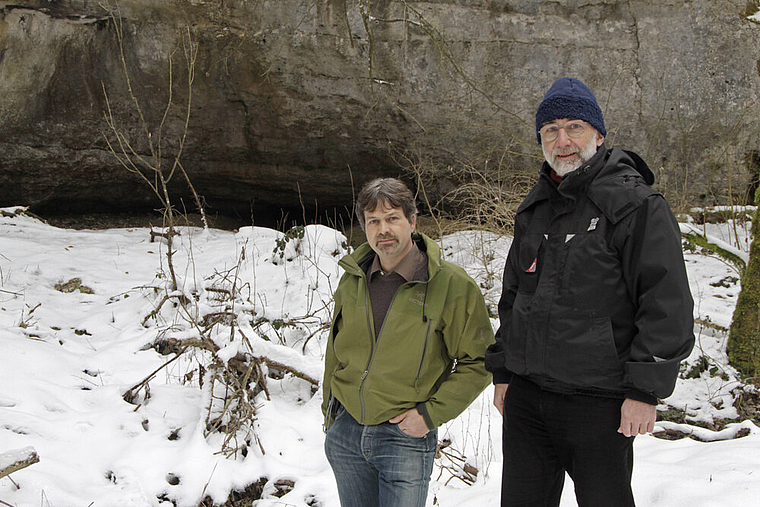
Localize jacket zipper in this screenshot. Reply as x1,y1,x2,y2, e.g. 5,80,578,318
359,280,408,423
359,278,419,423
359,287,374,424
345,253,443,424
338,257,377,425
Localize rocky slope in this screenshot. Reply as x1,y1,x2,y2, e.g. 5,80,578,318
1,0,758,223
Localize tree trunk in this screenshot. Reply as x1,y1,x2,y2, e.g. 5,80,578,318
729,202,760,379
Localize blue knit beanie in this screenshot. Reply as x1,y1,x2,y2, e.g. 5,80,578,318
535,78,606,144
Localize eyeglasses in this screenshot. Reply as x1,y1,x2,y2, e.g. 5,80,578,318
540,121,587,142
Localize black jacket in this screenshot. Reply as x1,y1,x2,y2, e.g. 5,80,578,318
485,146,694,403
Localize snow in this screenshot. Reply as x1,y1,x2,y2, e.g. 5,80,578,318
1,207,759,506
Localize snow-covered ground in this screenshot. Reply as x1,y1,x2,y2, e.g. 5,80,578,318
1,206,759,507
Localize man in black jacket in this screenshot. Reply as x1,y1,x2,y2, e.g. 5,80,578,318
485,77,694,506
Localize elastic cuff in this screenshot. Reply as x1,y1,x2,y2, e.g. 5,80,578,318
625,389,658,406
491,370,513,385
416,402,435,430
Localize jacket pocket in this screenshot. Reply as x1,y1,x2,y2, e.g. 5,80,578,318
549,314,622,385
517,233,543,294
330,308,344,363
560,229,626,309
413,319,434,392
502,299,528,375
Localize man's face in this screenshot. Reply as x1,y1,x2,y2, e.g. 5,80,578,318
541,118,604,177
364,201,416,271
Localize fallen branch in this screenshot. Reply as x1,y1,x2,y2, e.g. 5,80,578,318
259,357,320,387
157,335,320,387
681,231,746,274
204,287,232,297
0,447,39,479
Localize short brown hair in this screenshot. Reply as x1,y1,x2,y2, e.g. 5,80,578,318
355,178,417,231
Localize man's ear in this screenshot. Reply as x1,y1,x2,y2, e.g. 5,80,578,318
410,214,417,232
596,134,605,147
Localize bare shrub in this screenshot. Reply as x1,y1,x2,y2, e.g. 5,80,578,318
394,142,537,237
101,2,326,473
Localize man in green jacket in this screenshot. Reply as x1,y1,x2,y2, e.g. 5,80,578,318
322,177,494,507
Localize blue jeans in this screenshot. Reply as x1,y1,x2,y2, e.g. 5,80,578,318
501,375,635,507
324,406,437,507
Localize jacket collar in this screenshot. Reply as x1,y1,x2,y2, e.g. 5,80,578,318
341,232,441,280
517,145,654,214
368,242,426,282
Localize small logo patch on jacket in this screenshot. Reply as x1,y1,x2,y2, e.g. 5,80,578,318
588,217,600,231
409,290,426,306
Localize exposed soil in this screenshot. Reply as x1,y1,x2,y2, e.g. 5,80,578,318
36,212,246,231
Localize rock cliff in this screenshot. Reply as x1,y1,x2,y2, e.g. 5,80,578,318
1,0,759,224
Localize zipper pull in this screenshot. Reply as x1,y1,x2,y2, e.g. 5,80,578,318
361,370,369,381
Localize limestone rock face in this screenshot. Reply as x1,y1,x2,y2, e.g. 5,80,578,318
1,0,759,222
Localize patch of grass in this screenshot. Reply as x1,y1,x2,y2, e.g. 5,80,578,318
654,406,742,439
694,317,729,334
743,0,760,20
734,389,760,425
685,355,711,379
199,477,268,506
657,407,687,425
710,275,739,288
54,278,94,294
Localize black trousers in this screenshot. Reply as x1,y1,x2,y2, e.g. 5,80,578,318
501,375,635,507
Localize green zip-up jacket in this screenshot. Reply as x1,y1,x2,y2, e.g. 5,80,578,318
321,233,494,430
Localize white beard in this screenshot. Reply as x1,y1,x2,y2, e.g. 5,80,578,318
543,133,600,177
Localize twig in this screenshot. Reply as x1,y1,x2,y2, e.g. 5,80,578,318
195,462,219,507
122,348,187,404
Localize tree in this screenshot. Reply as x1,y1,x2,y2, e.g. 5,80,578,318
729,197,760,380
